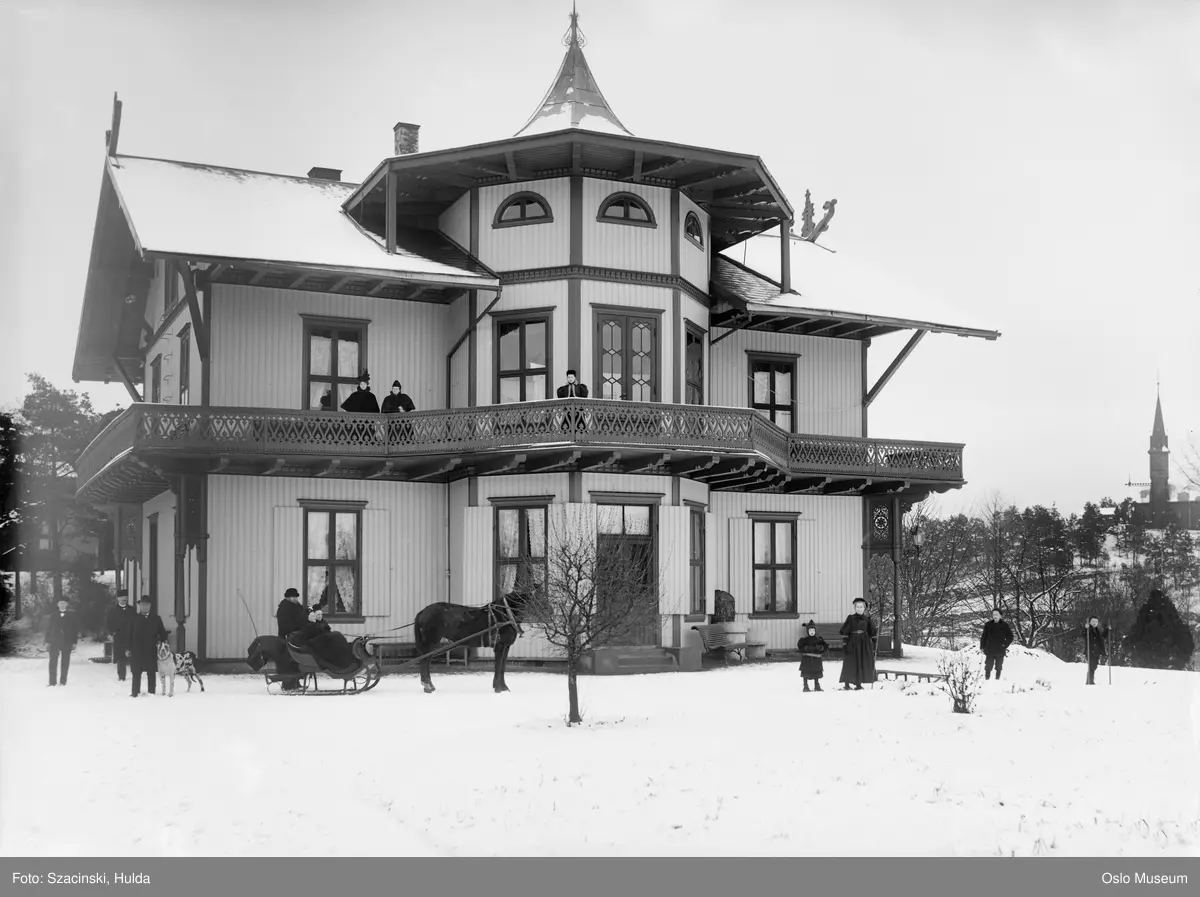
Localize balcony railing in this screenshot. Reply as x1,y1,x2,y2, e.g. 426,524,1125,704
76,400,964,489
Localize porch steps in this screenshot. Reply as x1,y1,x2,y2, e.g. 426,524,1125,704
579,646,681,676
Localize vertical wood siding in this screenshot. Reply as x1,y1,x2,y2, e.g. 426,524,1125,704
143,260,167,335
678,194,710,293
438,193,471,248
580,179,671,273
448,479,469,605
580,281,673,401
709,329,863,437
448,293,470,408
703,512,716,618
205,475,447,658
477,179,571,271
658,505,690,616
709,492,864,649
475,281,567,406
142,490,176,619
145,305,196,406
460,506,494,606
678,477,709,507
210,284,452,411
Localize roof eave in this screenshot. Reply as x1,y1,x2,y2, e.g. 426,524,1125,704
744,299,1001,341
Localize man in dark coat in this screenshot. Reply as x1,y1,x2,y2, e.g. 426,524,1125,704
838,598,877,690
380,380,415,413
340,370,380,413
44,598,78,687
556,369,589,398
105,589,136,682
275,587,308,691
797,619,828,692
980,608,1014,680
1079,616,1109,685
124,595,168,697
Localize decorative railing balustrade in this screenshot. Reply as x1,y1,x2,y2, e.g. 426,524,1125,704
76,400,964,486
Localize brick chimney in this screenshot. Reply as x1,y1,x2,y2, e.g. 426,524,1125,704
393,122,420,156
307,167,342,181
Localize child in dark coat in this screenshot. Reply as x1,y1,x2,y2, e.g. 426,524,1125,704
796,620,829,692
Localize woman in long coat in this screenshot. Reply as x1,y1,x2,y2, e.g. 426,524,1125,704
838,598,877,690
290,607,357,670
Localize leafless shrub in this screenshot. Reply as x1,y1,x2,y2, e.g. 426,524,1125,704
936,651,984,713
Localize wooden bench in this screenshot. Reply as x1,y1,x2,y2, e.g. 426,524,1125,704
691,625,767,663
876,668,946,683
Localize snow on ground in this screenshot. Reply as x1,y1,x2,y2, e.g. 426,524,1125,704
1,640,1197,857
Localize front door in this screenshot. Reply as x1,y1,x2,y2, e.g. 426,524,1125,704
596,314,658,402
596,504,659,646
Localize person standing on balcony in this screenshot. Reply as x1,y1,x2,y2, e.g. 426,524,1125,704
979,608,1014,680
105,589,136,682
341,370,379,413
381,380,415,413
838,598,877,690
556,369,589,398
381,379,416,446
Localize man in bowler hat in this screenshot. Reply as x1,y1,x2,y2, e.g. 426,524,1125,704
105,589,136,681
125,595,168,697
44,598,78,686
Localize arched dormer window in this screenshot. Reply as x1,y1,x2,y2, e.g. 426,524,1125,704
684,211,704,249
598,192,656,228
493,191,553,228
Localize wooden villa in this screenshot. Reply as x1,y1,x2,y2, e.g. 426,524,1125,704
71,9,999,667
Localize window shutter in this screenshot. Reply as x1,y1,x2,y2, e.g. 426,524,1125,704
460,507,494,605
704,512,716,616
727,517,753,615
361,509,391,617
272,506,304,611
657,506,690,615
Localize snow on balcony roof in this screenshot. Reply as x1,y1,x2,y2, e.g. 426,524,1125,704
727,233,1000,338
106,155,497,287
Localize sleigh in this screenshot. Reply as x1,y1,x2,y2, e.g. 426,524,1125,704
265,635,383,696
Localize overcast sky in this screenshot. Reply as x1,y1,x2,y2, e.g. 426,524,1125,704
3,0,1198,517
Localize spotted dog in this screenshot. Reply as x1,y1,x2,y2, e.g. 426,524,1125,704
156,641,205,696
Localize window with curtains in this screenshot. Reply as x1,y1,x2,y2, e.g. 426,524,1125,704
495,506,547,598
304,318,367,411
304,508,361,617
752,518,796,614
496,317,549,404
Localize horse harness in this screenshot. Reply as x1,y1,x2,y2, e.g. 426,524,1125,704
488,594,524,638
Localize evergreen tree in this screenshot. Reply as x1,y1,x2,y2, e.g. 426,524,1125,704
1127,588,1195,670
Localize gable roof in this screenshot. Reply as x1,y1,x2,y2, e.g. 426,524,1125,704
106,155,497,286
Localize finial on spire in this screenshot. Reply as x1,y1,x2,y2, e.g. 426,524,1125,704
565,2,585,48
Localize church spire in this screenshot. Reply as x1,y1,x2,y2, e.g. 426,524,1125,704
514,5,633,138
1151,386,1168,451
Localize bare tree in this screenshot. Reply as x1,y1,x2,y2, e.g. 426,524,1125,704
1181,434,1200,491
524,505,663,726
897,501,980,646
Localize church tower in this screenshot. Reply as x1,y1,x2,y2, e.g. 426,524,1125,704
1148,389,1170,526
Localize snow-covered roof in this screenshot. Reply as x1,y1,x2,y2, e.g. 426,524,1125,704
723,234,1001,339
106,155,497,287
514,10,632,138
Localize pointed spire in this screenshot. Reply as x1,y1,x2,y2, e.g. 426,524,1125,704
515,5,633,138
1151,387,1168,451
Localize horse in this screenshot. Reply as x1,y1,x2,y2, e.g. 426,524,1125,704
414,591,529,694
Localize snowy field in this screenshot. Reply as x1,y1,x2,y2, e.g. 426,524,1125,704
1,640,1197,857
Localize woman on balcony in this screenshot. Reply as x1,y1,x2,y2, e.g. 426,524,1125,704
340,370,379,414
